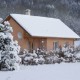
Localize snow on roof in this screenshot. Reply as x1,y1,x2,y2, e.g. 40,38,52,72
10,14,80,38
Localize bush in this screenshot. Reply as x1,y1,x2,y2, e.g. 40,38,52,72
19,44,80,66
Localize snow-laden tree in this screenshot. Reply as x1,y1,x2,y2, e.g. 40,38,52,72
0,18,3,23
0,21,21,71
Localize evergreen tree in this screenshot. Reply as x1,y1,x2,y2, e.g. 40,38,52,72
0,21,21,71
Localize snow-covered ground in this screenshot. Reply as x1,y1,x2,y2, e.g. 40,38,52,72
0,63,80,80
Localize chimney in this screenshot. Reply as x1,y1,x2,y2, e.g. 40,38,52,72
25,9,31,15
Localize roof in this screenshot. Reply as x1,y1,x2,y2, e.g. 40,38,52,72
10,14,80,39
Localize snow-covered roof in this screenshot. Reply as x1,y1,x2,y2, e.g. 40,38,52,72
10,14,80,39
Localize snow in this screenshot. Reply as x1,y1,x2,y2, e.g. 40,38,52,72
0,18,3,23
4,21,10,26
0,24,4,28
74,52,80,59
74,40,80,47
0,21,21,70
10,14,80,39
0,51,2,60
0,63,80,80
24,56,33,60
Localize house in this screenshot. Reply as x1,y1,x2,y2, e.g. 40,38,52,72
4,13,80,51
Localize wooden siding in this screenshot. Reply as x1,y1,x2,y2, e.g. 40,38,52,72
7,17,74,52
9,18,29,49
47,38,74,51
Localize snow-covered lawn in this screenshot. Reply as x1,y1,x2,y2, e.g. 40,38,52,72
0,63,80,80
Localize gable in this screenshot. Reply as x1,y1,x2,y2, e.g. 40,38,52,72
8,16,31,37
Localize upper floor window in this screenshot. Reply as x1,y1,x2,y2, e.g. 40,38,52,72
18,32,22,39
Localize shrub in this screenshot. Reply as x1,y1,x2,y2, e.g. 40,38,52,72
20,44,80,65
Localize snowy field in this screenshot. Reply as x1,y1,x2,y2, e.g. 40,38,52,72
0,63,80,80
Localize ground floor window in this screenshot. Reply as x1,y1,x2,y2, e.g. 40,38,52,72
26,40,34,51
53,41,59,50
27,40,30,50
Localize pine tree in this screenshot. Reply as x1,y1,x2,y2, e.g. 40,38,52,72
0,21,21,71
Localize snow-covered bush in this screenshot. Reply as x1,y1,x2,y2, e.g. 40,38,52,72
44,51,63,64
0,21,21,71
73,51,80,62
20,50,37,65
20,43,80,66
33,54,45,65
0,18,3,23
20,49,45,65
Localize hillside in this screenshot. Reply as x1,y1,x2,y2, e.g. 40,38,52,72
0,0,80,35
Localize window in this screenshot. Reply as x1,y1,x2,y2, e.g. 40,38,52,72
53,41,59,50
27,40,30,50
17,32,22,39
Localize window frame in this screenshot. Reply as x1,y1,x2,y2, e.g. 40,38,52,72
17,32,23,39
53,41,59,50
